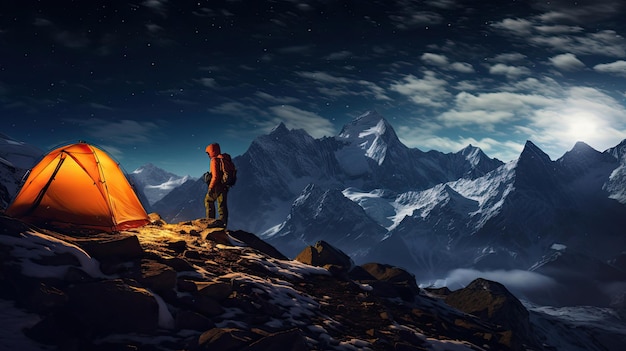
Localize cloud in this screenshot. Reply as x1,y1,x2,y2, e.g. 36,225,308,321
440,268,558,295
421,53,475,73
255,92,300,104
208,101,262,117
593,60,626,77
296,71,390,101
390,12,443,29
324,51,352,60
491,53,527,63
389,71,451,107
437,110,515,130
421,53,449,66
142,0,169,17
532,0,626,23
65,118,163,145
196,78,218,88
489,63,531,79
523,87,626,155
549,53,586,71
492,18,534,36
265,105,335,138
393,79,626,162
493,15,626,57
32,18,90,49
296,71,352,84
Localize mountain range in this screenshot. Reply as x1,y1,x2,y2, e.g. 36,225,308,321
2,110,626,311
139,110,626,309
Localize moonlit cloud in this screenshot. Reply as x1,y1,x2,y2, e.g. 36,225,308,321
494,15,626,57
593,60,626,77
491,53,527,63
66,118,163,145
265,105,336,138
524,87,626,155
390,11,443,29
549,53,586,71
196,78,218,88
421,53,449,66
324,51,352,60
296,71,391,101
489,64,531,79
442,268,558,292
421,53,475,73
255,92,301,104
389,71,451,107
492,18,534,36
296,71,352,84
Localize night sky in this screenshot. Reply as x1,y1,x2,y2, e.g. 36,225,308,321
2,0,626,177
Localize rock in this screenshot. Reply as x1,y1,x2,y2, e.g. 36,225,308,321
77,234,144,260
295,240,353,276
139,259,178,292
205,229,231,244
180,294,224,317
197,327,253,350
228,230,288,260
65,279,160,334
175,310,215,331
358,263,420,301
167,239,188,253
0,214,33,236
360,262,416,284
148,212,166,225
196,281,233,301
246,328,309,351
163,256,196,272
444,278,537,349
23,282,67,314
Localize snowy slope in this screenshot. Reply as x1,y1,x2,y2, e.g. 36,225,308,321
0,133,43,208
129,163,191,205
263,183,387,259
604,139,626,203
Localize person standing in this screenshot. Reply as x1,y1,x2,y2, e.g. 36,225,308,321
204,143,228,227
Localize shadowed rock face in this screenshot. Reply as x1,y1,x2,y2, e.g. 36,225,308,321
445,278,538,350
0,214,608,351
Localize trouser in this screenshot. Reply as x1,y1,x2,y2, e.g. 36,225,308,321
205,188,228,224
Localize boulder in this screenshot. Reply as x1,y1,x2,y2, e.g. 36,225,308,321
197,327,253,350
295,240,353,276
139,259,178,292
358,263,420,301
229,230,287,260
444,278,537,349
77,234,144,260
66,279,160,334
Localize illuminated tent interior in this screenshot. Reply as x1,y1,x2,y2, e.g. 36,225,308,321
6,141,149,232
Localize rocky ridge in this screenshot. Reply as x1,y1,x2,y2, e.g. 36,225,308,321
0,214,620,351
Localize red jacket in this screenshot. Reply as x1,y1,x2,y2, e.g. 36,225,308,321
206,143,224,191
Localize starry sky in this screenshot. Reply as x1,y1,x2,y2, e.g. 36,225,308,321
2,0,626,177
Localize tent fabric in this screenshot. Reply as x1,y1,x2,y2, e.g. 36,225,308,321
6,142,149,232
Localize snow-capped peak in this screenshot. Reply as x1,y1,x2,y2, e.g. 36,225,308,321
460,144,484,167
336,110,401,165
270,122,289,136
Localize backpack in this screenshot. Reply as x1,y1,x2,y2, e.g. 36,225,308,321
219,153,237,187
202,171,211,184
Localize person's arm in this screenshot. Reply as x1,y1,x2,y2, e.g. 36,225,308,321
208,158,220,190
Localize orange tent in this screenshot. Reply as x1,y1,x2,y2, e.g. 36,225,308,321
6,141,149,232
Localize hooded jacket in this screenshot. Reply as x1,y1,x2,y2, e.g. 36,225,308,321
206,143,224,191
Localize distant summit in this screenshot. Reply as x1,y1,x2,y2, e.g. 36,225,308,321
129,164,191,206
